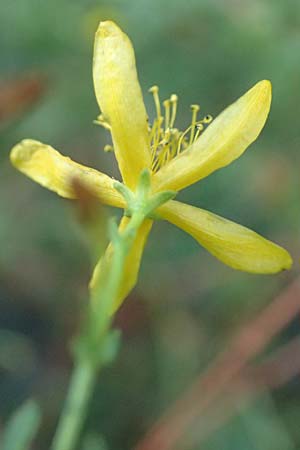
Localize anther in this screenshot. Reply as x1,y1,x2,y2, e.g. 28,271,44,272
203,114,213,123
191,104,200,113
149,85,159,93
149,85,161,119
189,104,200,145
148,85,212,172
95,114,112,131
194,123,204,141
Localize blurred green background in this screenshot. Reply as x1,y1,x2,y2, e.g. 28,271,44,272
1,0,300,449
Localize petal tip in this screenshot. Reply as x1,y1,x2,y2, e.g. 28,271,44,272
281,251,293,271
254,79,272,101
10,139,39,167
258,79,272,89
272,247,293,274
96,20,122,38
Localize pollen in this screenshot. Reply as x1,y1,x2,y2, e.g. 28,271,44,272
148,86,213,172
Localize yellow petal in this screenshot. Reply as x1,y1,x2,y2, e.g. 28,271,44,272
90,217,152,312
93,21,151,188
159,200,292,274
153,80,272,192
10,139,125,208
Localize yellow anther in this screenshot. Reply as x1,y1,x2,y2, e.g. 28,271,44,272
149,85,158,93
194,123,204,141
104,144,114,152
94,114,112,131
203,114,213,124
149,85,162,120
191,104,200,112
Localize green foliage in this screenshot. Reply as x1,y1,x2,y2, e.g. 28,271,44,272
2,400,41,450
82,433,109,450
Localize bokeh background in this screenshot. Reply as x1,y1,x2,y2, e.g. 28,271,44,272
1,0,300,449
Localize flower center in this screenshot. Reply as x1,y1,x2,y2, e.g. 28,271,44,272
148,86,212,172
95,86,212,172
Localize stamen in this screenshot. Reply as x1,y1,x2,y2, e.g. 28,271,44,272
171,128,180,158
189,104,200,145
163,99,170,131
94,114,112,131
149,86,162,120
170,94,178,129
150,116,163,164
104,145,114,152
194,123,204,141
148,85,212,172
203,114,213,124
177,126,192,155
94,115,114,153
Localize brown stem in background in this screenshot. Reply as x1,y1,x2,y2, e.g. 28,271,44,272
182,333,300,447
0,73,46,124
134,277,300,450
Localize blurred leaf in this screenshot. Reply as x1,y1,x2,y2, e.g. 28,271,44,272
238,394,296,450
82,432,108,450
200,393,296,450
2,400,42,450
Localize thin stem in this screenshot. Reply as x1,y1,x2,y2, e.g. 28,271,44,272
93,210,146,335
51,210,147,450
50,361,96,450
50,172,174,450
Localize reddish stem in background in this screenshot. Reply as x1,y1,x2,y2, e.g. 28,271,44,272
135,277,300,450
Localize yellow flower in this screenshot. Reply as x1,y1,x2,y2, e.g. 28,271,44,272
10,21,292,311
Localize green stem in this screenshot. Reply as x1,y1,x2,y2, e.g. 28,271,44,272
50,170,174,450
50,361,96,450
94,210,146,334
50,211,146,450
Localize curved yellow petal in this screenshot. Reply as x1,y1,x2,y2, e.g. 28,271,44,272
93,21,151,188
90,217,152,313
153,80,272,192
159,200,292,274
10,139,125,208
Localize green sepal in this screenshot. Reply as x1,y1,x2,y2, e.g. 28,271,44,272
115,170,177,219
113,181,134,205
144,190,177,216
137,168,151,196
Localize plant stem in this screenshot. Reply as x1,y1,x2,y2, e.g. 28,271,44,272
50,360,96,450
50,170,173,450
94,210,146,334
50,211,146,450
